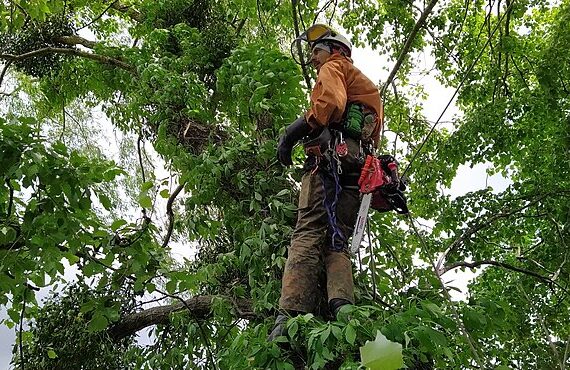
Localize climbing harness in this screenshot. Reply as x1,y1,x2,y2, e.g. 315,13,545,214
302,128,360,252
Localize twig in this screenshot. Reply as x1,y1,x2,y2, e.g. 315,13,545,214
562,336,570,368
235,18,247,36
312,0,334,24
137,132,146,184
154,288,219,370
441,260,566,295
381,0,439,96
60,100,66,142
327,0,338,25
518,283,564,369
436,192,548,272
255,0,267,35
6,179,14,218
506,56,525,89
161,182,186,248
400,0,514,177
19,288,26,370
76,1,119,31
217,319,241,343
408,215,485,368
0,61,13,89
0,48,135,72
291,0,312,91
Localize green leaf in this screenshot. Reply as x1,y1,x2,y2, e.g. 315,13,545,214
141,181,154,192
138,194,153,209
166,280,177,294
422,302,443,317
111,219,127,231
98,193,113,210
360,331,404,370
47,349,57,359
288,321,298,338
87,313,108,332
345,324,356,345
160,189,170,198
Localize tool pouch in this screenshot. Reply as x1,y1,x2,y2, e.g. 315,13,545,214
343,104,376,142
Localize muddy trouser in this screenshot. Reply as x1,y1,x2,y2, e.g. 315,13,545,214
278,136,362,313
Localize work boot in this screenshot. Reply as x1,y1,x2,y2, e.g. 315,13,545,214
268,314,289,342
329,298,351,319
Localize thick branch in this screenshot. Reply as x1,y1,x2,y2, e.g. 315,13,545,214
108,295,255,340
54,35,98,49
110,0,144,23
0,47,135,73
381,0,439,96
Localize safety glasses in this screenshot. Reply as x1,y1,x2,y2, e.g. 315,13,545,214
301,24,332,43
290,24,332,66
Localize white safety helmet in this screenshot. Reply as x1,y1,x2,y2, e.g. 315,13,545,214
291,24,352,66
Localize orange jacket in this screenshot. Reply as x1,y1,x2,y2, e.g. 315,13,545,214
305,54,383,145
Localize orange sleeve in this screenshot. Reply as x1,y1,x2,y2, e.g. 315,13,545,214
305,61,347,128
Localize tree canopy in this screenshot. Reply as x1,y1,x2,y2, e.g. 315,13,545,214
0,0,569,368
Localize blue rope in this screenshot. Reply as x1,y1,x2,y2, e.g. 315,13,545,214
319,159,346,251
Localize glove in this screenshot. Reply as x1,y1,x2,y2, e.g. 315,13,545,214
277,116,311,166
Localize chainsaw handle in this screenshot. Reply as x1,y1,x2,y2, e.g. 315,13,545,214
358,155,385,194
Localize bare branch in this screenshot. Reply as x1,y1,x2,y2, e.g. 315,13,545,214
76,0,119,31
54,35,98,49
381,0,439,96
291,0,312,91
108,295,256,340
0,47,135,73
161,182,186,249
436,193,549,271
441,259,552,281
0,61,13,89
110,0,144,23
519,284,564,370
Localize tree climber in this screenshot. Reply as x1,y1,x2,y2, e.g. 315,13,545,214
270,24,383,340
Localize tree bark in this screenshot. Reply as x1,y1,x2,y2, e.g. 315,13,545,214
108,295,256,340
54,35,98,49
0,47,135,73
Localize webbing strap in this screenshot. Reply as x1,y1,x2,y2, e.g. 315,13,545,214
319,159,346,252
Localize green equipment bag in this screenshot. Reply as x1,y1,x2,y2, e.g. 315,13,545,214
343,104,375,141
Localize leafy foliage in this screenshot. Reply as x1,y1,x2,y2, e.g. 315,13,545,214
13,283,135,370
0,0,569,368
